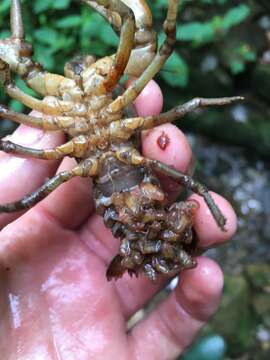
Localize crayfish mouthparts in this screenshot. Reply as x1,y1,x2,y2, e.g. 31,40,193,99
0,0,242,281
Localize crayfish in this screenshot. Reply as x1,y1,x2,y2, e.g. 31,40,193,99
0,0,242,281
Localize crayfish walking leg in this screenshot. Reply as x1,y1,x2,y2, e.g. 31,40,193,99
0,158,98,213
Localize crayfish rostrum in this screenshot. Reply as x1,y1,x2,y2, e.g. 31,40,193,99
0,0,242,281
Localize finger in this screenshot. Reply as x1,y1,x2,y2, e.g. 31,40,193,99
128,257,223,360
129,78,193,199
142,123,193,199
130,79,163,117
0,122,64,229
131,78,193,197
114,274,168,319
190,192,237,249
36,157,94,230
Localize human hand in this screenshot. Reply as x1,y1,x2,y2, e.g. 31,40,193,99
0,81,236,359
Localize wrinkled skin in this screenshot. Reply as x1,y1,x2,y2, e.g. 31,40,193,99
0,82,236,359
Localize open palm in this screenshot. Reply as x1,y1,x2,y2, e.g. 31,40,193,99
0,82,236,359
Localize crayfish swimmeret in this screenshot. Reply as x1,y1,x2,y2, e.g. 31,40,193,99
0,0,242,281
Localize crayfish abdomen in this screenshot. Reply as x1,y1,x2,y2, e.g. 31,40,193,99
94,151,198,280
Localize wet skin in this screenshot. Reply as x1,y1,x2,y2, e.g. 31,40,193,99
0,81,236,359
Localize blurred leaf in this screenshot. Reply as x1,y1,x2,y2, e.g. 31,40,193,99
52,0,71,10
227,43,256,74
178,22,214,44
0,30,10,39
99,24,118,47
161,52,189,87
34,44,55,70
51,35,75,53
34,28,58,45
222,5,251,30
16,77,37,97
80,11,118,54
34,0,53,14
0,0,10,14
9,99,24,113
230,60,245,74
177,4,251,46
238,44,256,62
56,15,82,28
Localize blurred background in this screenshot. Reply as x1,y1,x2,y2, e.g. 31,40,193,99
0,0,269,358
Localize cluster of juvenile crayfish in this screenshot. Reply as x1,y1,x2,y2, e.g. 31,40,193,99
0,0,242,281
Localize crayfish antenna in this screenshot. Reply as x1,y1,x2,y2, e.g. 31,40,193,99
11,0,24,40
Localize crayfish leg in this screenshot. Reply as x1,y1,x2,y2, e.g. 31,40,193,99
0,170,75,213
115,96,244,131
105,0,179,114
0,135,92,160
3,82,86,116
83,0,157,77
2,1,83,100
10,0,24,39
148,160,227,231
0,158,98,213
0,105,90,135
111,147,227,231
94,9,136,94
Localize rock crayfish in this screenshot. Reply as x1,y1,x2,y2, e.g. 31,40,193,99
0,0,242,281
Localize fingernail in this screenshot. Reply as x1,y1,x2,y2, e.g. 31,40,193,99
5,125,45,146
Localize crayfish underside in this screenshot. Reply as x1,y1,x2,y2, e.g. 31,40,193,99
0,0,242,281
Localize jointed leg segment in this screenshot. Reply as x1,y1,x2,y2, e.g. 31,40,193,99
138,96,244,130
1,1,83,100
0,171,75,213
0,58,86,116
0,105,89,135
81,0,127,32
148,159,227,230
0,158,98,213
95,7,136,94
82,0,156,77
105,0,178,114
0,135,91,160
0,73,86,116
113,147,226,230
109,96,243,136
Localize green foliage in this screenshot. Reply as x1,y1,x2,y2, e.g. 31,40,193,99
0,0,259,112
34,0,71,13
161,52,189,88
177,5,250,44
229,44,256,74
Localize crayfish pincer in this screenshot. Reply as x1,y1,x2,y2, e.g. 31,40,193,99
0,0,242,281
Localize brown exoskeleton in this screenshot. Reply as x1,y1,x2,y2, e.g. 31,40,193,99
0,0,242,281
